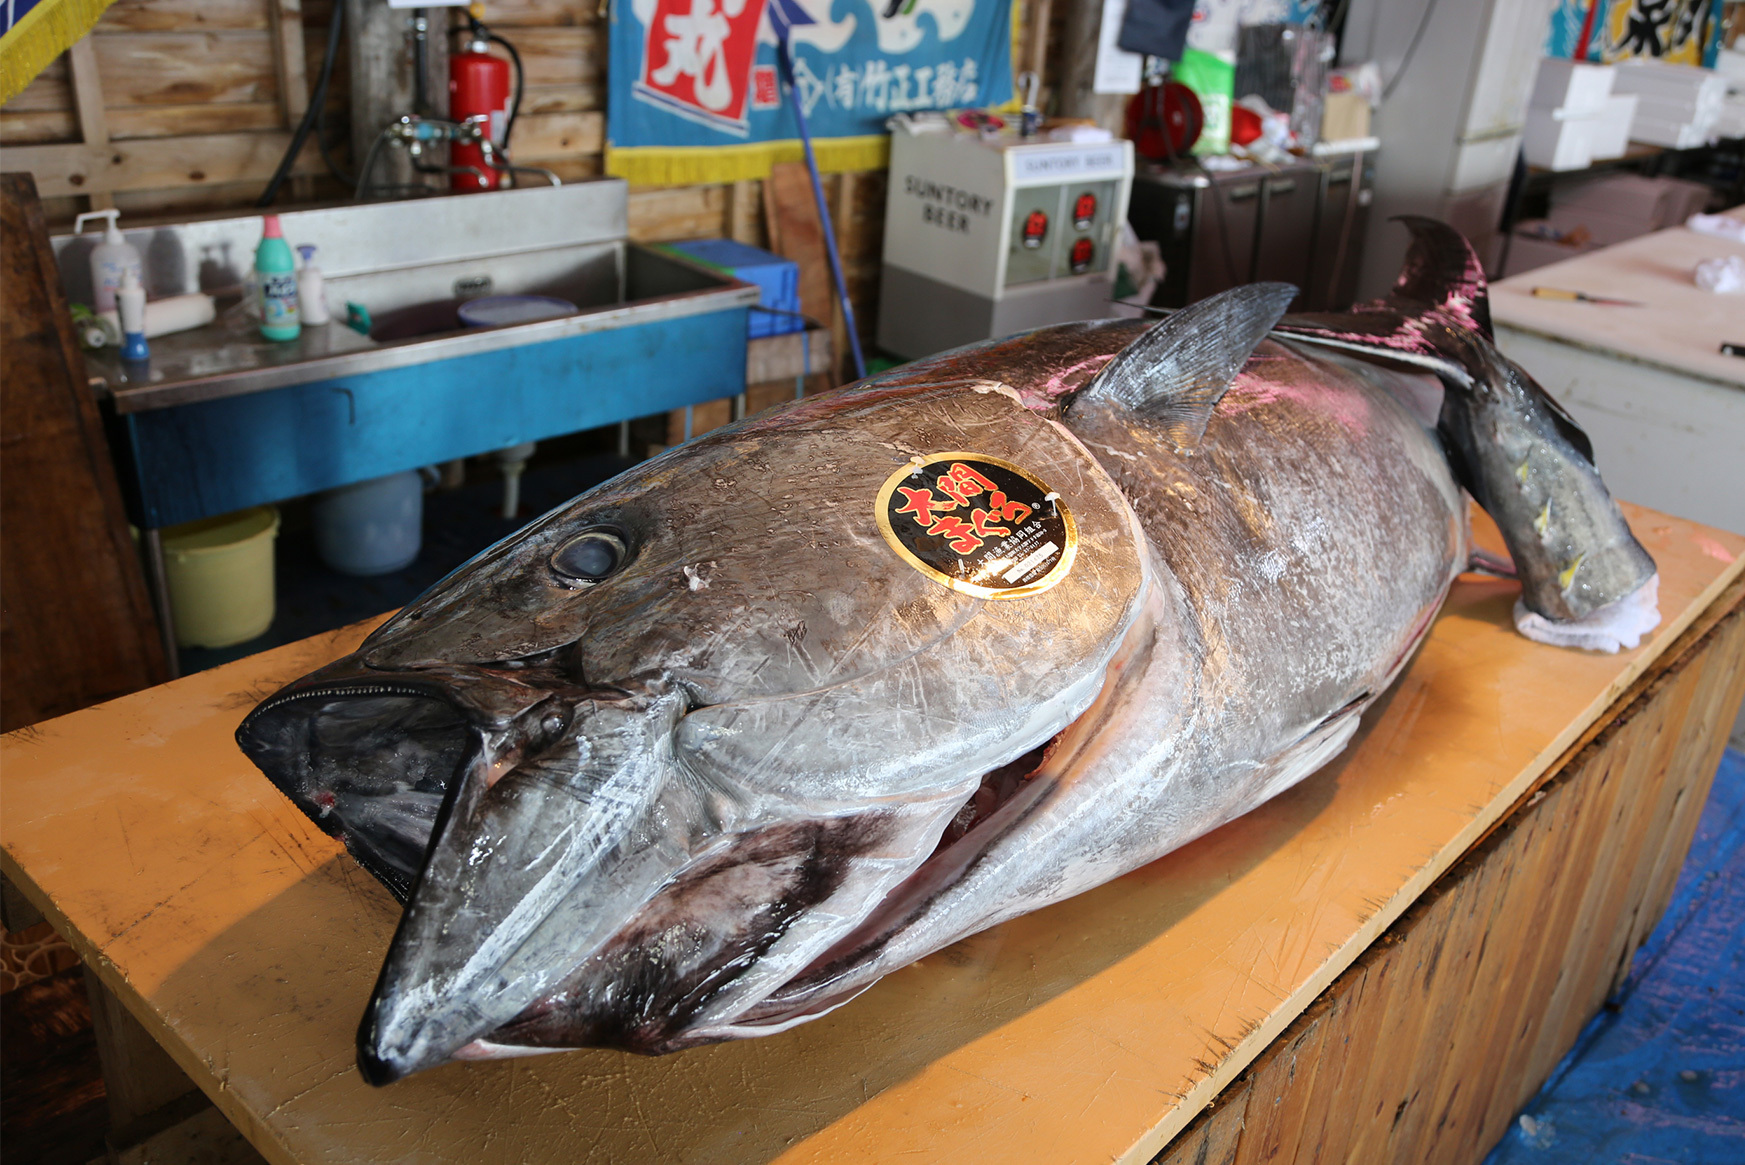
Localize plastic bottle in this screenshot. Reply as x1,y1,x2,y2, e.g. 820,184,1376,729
117,267,149,362
295,244,331,325
73,208,142,314
255,214,301,341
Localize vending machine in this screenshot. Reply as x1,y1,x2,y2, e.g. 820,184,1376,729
877,115,1135,360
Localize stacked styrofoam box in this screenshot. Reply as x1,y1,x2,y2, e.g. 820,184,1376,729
1588,94,1639,159
1611,59,1728,148
1524,59,1623,170
1544,173,1711,247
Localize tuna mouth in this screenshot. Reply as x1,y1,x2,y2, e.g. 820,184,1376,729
239,680,478,901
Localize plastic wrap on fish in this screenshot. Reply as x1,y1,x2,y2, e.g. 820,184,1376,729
237,220,1657,1083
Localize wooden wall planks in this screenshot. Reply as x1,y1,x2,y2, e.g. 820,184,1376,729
95,0,272,34
1150,581,1745,1165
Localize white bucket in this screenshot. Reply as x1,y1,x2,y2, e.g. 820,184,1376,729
312,470,424,576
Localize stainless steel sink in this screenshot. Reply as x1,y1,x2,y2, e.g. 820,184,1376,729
50,181,756,414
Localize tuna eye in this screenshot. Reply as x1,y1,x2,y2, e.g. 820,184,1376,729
551,529,626,583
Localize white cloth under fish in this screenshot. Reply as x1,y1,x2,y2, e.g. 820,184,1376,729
1514,574,1660,654
1694,254,1745,294
1686,213,1745,244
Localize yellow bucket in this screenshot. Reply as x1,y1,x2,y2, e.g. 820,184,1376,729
161,506,281,648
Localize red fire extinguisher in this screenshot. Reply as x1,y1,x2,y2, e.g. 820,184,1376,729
449,31,511,191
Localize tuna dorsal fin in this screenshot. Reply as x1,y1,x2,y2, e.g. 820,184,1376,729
1389,216,1493,339
1073,282,1295,451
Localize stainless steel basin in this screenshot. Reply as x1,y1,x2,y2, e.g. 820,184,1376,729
50,182,756,414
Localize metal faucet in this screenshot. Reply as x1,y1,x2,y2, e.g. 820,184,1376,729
354,115,562,201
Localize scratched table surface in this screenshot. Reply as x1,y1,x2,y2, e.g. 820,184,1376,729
1491,203,1745,389
3,504,1742,1165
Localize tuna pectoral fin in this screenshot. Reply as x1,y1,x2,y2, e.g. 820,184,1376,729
1070,282,1296,451
1468,547,1516,578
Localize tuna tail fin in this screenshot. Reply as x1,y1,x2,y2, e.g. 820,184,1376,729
1072,282,1296,451
1386,215,1493,339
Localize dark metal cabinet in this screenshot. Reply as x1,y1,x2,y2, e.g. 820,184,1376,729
1129,152,1375,311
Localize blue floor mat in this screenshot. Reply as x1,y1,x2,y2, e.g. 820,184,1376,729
1485,746,1745,1163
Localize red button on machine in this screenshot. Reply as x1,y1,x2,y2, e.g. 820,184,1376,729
1070,236,1094,273
1022,209,1049,249
1073,192,1097,230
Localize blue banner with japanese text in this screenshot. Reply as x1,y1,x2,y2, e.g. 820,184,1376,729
606,0,1016,185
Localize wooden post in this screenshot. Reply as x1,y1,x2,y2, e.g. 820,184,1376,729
0,173,168,731
346,0,447,197
1056,0,1128,133
727,179,762,245
269,0,310,126
268,0,312,200
65,36,113,213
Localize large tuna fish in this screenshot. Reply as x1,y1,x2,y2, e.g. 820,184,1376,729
238,220,1657,1084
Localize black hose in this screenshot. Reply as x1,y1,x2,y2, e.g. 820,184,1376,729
317,100,355,188
257,2,345,207
412,9,431,117
486,30,524,148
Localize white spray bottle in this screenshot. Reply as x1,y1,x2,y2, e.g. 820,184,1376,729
295,244,331,325
73,209,142,314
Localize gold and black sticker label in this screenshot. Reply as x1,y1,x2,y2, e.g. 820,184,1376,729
875,453,1076,600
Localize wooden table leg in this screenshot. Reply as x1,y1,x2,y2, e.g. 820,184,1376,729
83,967,201,1147
139,529,179,680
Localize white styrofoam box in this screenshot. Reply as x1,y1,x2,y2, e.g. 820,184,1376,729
1612,60,1729,105
1629,116,1711,149
1716,94,1745,140
1449,132,1523,191
1461,0,1568,139
1588,94,1638,160
1530,58,1616,116
1717,48,1745,84
1627,90,1725,126
1524,107,1598,170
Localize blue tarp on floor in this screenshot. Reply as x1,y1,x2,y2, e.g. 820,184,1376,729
1486,746,1745,1163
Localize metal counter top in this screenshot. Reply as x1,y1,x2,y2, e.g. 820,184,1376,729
88,276,758,415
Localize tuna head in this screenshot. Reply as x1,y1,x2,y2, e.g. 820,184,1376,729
236,379,1148,1082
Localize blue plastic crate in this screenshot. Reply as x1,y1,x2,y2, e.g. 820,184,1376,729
665,239,805,339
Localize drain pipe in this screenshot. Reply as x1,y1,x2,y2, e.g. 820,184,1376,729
494,442,538,519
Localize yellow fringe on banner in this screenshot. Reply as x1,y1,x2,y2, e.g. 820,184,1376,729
0,0,116,106
606,135,891,186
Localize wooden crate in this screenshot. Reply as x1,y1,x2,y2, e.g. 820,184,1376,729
1155,577,1745,1165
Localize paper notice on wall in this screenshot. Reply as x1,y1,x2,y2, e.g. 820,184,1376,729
1094,0,1144,94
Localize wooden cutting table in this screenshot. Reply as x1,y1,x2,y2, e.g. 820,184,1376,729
3,504,1743,1165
